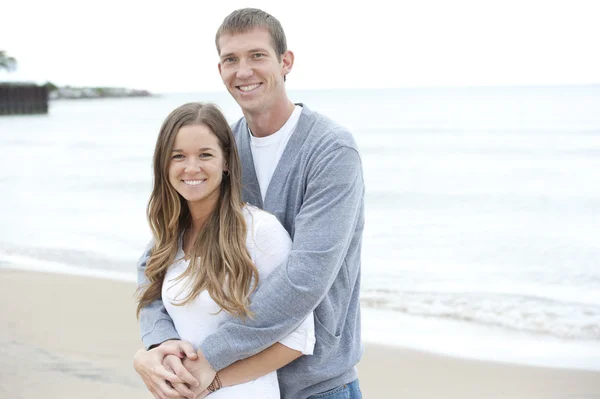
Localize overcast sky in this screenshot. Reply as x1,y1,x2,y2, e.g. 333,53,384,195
1,0,599,92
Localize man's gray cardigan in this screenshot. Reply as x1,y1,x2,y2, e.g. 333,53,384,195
138,105,365,399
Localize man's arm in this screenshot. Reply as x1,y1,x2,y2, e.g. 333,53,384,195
169,342,304,398
200,145,364,370
217,342,302,387
136,239,181,348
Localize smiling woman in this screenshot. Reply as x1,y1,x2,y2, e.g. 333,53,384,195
134,102,315,398
139,102,255,320
168,124,228,216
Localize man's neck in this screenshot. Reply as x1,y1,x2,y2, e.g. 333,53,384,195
245,100,295,138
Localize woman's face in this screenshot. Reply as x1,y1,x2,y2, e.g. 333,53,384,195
168,123,228,210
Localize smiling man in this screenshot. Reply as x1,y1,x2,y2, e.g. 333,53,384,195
218,27,292,123
135,8,365,399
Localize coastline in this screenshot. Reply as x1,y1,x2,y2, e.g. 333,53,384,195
48,85,153,100
3,258,600,372
1,269,599,398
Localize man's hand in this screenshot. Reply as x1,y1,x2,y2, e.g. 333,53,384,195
133,340,199,399
163,355,203,399
183,351,216,390
169,351,217,399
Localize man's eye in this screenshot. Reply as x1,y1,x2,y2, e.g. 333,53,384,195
252,53,264,59
223,57,236,63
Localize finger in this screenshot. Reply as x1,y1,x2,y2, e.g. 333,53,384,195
164,357,199,388
155,340,187,357
172,381,195,399
157,379,186,399
178,341,197,359
146,384,161,399
169,360,200,388
144,379,166,399
149,386,165,399
152,365,184,384
162,356,177,373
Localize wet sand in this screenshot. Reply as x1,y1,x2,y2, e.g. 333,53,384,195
1,269,599,399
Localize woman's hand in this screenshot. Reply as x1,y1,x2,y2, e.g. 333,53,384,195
133,340,199,399
169,351,217,398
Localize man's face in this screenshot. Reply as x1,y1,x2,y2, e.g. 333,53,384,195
218,27,292,114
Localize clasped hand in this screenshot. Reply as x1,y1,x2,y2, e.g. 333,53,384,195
133,340,217,399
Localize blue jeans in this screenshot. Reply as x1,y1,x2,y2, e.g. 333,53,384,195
307,379,362,399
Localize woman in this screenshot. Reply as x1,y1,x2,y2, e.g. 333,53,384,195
136,103,314,398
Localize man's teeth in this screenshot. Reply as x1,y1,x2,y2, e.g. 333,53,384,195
184,180,204,186
239,83,260,92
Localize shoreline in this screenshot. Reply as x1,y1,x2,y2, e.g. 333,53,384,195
48,85,153,100
1,269,600,398
2,262,600,373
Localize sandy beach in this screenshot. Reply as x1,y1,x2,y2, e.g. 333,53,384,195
1,269,599,399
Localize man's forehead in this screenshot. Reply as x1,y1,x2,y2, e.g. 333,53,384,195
218,27,275,55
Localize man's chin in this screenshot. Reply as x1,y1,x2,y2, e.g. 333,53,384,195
237,99,262,114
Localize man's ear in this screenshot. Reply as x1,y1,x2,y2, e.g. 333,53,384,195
281,50,294,76
218,62,222,76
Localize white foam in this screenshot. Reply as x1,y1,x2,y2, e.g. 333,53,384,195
361,308,600,371
3,256,600,372
1,254,136,283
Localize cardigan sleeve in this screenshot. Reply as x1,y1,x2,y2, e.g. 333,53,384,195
137,239,181,349
250,210,316,356
199,145,364,370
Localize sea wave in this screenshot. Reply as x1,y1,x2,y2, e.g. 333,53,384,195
361,289,600,341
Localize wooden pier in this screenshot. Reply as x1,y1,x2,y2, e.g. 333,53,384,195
0,83,48,115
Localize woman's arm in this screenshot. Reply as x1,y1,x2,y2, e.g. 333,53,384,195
166,342,302,398
207,210,313,386
219,341,302,386
167,209,315,397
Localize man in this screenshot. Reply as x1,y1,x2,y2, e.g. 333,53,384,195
135,8,364,399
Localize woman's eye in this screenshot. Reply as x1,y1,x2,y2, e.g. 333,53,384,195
172,154,184,160
199,153,212,158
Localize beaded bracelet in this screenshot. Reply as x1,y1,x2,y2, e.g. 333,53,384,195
207,372,222,393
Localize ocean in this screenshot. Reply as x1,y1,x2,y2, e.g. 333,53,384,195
1,85,599,370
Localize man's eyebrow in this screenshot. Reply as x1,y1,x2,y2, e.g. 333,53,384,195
220,48,270,59
248,48,270,53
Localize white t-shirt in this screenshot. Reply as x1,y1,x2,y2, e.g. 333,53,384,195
250,105,302,201
162,205,315,399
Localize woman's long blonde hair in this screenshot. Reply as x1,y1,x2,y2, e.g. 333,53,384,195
136,102,258,319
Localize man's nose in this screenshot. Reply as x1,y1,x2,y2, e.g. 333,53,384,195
236,59,253,80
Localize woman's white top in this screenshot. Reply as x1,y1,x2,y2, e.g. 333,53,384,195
162,205,315,399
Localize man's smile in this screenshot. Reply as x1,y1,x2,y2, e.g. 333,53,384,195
237,83,262,92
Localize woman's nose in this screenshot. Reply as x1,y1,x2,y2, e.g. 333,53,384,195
184,159,201,173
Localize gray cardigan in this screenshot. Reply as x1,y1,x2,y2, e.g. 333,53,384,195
137,105,365,399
